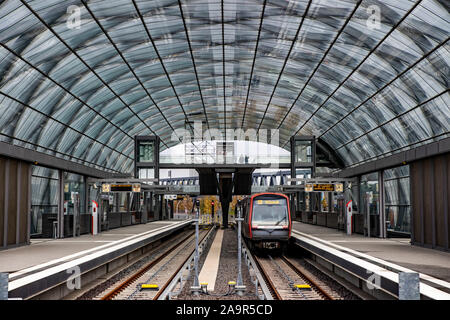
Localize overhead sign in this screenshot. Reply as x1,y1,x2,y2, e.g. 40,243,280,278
111,184,132,192
102,183,141,193
256,200,280,205
102,184,111,193
313,183,335,192
132,183,141,193
304,183,345,192
164,195,177,200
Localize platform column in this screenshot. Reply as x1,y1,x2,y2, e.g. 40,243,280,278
379,170,386,238
72,192,80,237
365,192,371,238
84,176,88,217
57,169,64,238
218,172,233,228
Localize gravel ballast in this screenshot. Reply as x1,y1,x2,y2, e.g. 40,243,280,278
176,226,258,300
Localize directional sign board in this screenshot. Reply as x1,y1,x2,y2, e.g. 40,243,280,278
305,183,344,193
313,183,335,192
110,184,132,192
102,184,141,192
102,184,111,193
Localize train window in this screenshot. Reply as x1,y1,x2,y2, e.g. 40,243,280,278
252,196,288,226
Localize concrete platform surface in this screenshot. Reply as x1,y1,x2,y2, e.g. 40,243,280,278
199,229,224,292
0,220,186,273
292,222,450,285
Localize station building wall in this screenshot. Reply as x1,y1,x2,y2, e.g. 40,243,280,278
0,156,31,249
411,152,450,251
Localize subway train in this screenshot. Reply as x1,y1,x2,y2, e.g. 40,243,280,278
239,192,292,250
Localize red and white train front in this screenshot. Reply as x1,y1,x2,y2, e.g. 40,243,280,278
242,193,292,250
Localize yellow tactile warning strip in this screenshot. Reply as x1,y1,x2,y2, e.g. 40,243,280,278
198,229,224,292
294,284,311,290
141,284,159,290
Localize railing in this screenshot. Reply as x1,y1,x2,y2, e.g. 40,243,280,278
241,239,273,300
160,154,291,164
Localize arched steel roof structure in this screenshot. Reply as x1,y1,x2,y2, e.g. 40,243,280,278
0,0,448,173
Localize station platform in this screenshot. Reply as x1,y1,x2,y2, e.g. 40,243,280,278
291,222,450,298
1,219,192,299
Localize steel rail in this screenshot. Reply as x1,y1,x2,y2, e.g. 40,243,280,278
252,255,282,300
281,255,334,300
156,226,217,300
100,231,197,300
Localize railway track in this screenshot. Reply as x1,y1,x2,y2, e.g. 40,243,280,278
253,253,342,300
100,228,211,300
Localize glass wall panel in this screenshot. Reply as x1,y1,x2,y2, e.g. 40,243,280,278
138,141,154,162
295,168,312,179
296,169,312,193
138,168,155,180
294,168,312,212
118,192,129,213
344,181,359,213
63,172,86,214
384,165,411,235
31,166,59,238
360,172,379,215
360,172,380,236
295,140,312,162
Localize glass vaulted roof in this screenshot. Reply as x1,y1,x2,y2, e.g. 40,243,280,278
0,0,448,173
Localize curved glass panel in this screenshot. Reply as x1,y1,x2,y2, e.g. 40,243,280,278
0,0,448,172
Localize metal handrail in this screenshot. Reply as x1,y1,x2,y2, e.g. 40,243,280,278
241,240,273,300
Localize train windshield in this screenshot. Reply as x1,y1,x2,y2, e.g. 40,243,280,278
252,196,288,226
